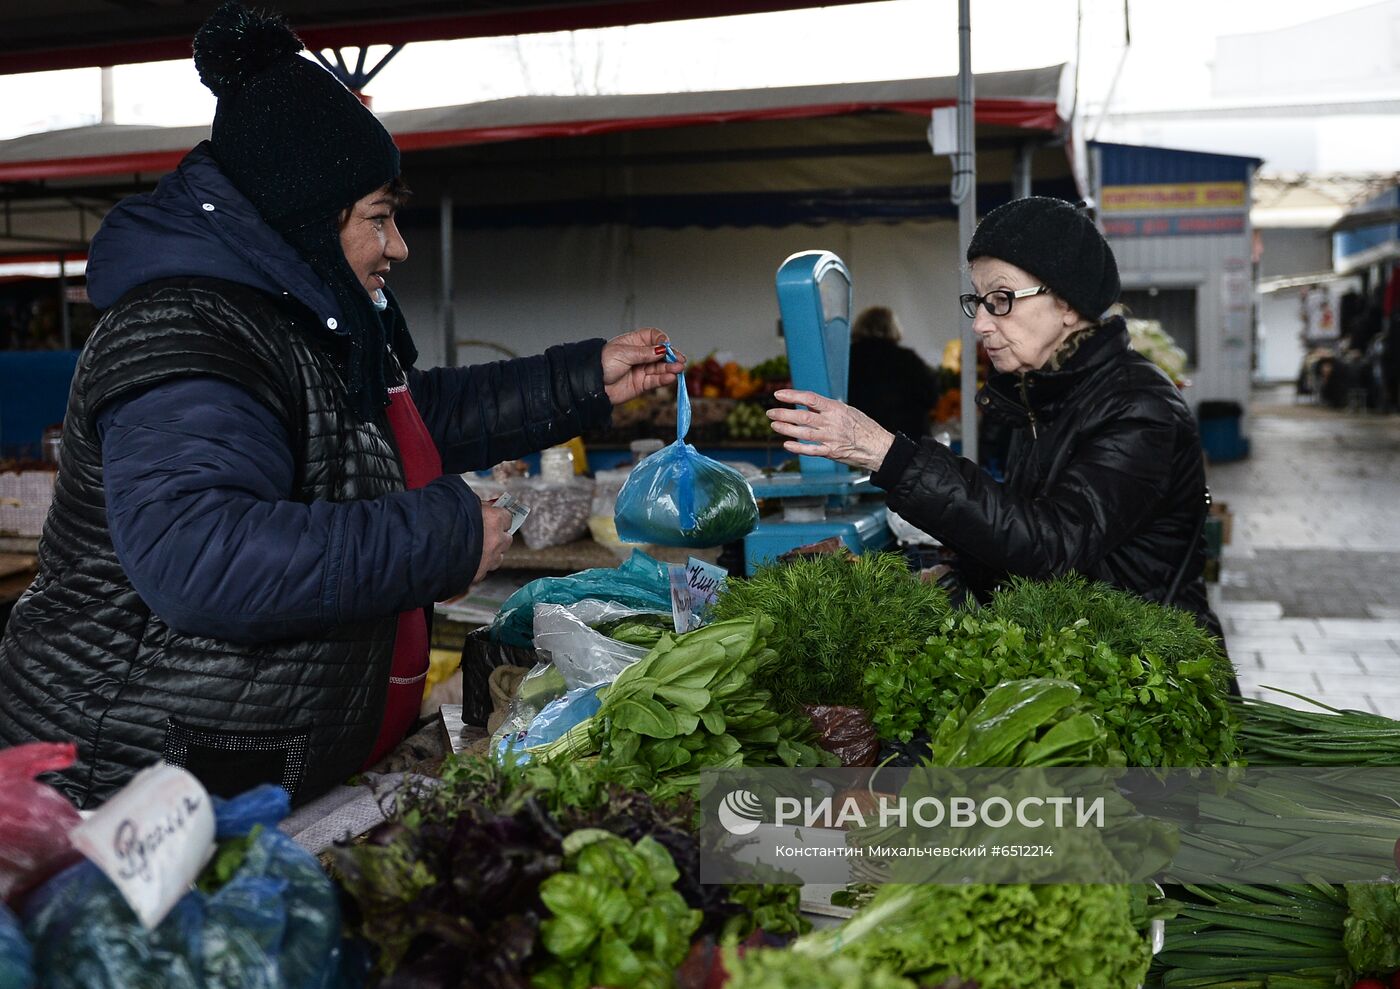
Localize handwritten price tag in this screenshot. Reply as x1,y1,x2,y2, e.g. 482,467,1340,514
69,764,216,929
669,558,729,633
686,557,728,613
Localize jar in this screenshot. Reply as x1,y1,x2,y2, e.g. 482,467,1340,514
539,445,575,485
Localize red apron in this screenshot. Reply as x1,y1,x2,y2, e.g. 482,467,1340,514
360,380,444,768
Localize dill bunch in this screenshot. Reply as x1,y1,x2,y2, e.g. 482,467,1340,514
984,574,1232,686
711,552,951,709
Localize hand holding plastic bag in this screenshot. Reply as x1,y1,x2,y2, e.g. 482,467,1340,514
615,343,759,547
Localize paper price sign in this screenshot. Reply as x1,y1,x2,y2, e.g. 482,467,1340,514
69,763,216,929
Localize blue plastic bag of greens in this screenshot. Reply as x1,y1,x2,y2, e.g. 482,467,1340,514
0,903,31,989
489,549,672,648
614,343,759,547
23,784,366,989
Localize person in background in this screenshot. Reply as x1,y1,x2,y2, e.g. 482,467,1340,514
847,305,942,439
0,2,684,808
768,197,1232,678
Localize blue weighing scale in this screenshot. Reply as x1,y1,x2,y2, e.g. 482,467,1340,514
742,250,893,573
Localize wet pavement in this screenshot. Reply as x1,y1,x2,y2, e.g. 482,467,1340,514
1206,385,1400,715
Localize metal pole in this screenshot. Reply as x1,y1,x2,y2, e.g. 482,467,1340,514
100,67,114,124
1013,143,1033,200
58,253,71,349
955,0,978,465
440,193,456,368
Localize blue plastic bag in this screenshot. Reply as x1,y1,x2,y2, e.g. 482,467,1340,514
489,549,672,648
0,903,31,989
22,785,365,989
614,343,759,547
494,684,604,762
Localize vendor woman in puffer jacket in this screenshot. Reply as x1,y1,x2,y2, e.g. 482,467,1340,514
768,196,1235,683
0,2,684,808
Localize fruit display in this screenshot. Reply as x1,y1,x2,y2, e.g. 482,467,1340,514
725,402,770,440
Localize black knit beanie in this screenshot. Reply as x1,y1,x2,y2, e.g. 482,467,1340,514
966,197,1121,321
193,2,402,419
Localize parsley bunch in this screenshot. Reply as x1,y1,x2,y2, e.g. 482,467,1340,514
866,612,1238,767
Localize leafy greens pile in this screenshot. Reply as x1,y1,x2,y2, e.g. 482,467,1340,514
333,752,809,986
795,882,1153,989
533,616,836,801
985,574,1233,688
532,829,700,989
722,947,918,989
710,552,950,709
866,612,1237,767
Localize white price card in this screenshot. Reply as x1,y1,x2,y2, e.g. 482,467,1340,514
685,557,728,613
69,763,216,929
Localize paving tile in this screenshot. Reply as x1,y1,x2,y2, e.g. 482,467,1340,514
1215,601,1283,619
1225,617,1322,637
1255,650,1358,674
1238,671,1322,696
1368,696,1400,718
1316,619,1400,639
1228,636,1304,655
1314,673,1400,697
1355,652,1400,675
1303,637,1399,655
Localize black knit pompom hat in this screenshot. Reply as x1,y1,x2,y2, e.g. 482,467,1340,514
194,1,403,419
967,196,1121,321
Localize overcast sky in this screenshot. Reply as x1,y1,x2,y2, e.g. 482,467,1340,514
0,0,1390,141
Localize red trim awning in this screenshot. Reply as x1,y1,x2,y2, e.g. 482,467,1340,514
397,98,1060,150
0,97,1061,183
0,0,876,75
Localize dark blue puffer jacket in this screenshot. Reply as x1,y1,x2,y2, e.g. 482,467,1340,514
0,143,611,806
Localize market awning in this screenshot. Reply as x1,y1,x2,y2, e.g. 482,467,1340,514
0,66,1072,253
0,0,878,75
0,67,1067,184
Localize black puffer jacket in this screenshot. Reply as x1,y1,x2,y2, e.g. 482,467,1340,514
873,317,1222,640
0,276,611,808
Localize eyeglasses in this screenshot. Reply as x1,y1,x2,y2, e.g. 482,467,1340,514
959,285,1050,318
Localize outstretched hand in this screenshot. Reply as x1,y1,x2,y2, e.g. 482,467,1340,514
601,328,687,405
767,388,895,473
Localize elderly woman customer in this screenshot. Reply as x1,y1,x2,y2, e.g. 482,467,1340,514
0,2,683,807
769,197,1228,656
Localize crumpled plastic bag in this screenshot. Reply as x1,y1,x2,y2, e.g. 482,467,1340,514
489,549,672,648
494,685,605,762
614,344,758,548
0,742,82,905
22,784,366,989
800,705,880,767
533,599,658,689
491,600,659,761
